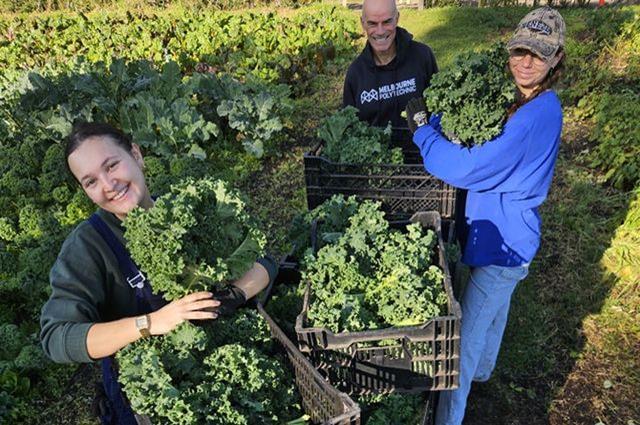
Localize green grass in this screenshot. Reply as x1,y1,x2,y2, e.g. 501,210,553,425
401,7,525,68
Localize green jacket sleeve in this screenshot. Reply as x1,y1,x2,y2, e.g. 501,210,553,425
40,222,108,364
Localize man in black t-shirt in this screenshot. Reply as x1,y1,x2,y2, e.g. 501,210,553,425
343,0,438,128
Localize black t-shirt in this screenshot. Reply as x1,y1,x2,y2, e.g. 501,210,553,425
343,27,438,128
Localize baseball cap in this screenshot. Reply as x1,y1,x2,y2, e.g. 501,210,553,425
507,6,566,62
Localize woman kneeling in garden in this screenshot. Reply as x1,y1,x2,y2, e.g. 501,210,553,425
405,6,566,425
39,122,276,423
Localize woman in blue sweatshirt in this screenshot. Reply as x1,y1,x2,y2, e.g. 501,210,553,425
406,7,566,425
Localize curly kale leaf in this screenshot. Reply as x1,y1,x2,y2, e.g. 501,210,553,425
117,313,301,425
203,344,299,425
318,106,402,164
0,324,25,362
124,177,266,301
117,323,202,425
288,194,361,259
424,44,515,147
359,393,425,425
206,309,271,349
302,199,447,333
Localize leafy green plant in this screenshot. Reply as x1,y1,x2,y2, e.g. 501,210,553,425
15,59,292,159
0,370,30,422
301,197,447,333
0,324,51,423
288,194,361,259
424,44,515,147
318,106,402,164
562,12,639,190
588,90,640,190
0,7,359,92
124,177,266,301
358,393,425,425
0,0,321,14
117,311,302,425
209,76,292,158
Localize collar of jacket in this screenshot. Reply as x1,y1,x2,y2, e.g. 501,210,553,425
362,26,414,70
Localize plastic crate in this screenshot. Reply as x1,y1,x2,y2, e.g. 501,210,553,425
257,303,361,424
295,211,461,393
304,128,457,226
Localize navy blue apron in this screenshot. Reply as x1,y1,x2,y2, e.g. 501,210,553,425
89,213,166,425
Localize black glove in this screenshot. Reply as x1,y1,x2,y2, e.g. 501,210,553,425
405,97,429,134
212,286,247,316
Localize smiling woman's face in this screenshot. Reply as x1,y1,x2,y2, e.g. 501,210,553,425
508,48,555,98
68,135,151,220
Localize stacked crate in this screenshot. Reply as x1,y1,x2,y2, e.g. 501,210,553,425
294,129,465,424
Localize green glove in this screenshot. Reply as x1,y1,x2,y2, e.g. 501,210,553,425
405,97,429,134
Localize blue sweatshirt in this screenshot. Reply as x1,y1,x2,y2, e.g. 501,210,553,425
413,90,562,267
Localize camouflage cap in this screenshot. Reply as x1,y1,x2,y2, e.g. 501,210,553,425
507,6,566,62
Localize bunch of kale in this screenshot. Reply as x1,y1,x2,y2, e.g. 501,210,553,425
301,197,447,333
318,106,402,164
124,177,266,301
424,44,515,147
117,311,303,425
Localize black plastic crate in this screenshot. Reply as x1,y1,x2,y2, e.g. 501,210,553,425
257,303,361,424
304,128,457,226
295,212,461,394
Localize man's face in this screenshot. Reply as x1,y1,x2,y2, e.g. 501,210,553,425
361,1,398,56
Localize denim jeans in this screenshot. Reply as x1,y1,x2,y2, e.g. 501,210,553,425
436,263,530,425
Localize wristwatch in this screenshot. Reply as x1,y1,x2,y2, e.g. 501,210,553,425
135,314,151,338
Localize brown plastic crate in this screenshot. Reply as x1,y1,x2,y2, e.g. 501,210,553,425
295,212,461,393
256,303,361,425
304,128,457,224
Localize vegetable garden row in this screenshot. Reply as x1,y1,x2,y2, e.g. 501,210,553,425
0,4,638,424
0,7,359,92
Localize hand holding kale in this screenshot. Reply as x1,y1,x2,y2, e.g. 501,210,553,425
211,286,248,317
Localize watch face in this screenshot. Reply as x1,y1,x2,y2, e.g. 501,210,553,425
135,316,148,329
135,315,150,337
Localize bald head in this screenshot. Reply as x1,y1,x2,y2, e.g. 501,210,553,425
362,0,397,19
361,0,399,61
